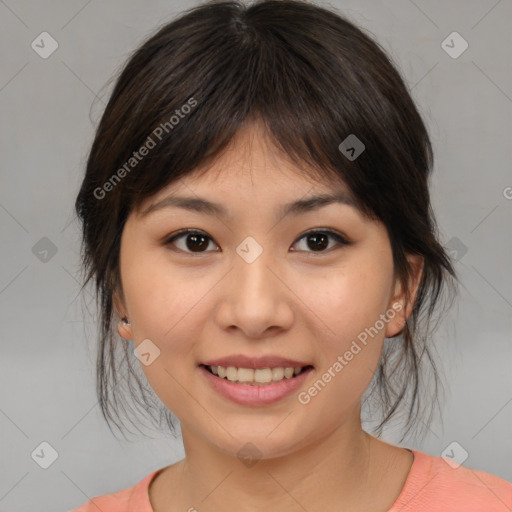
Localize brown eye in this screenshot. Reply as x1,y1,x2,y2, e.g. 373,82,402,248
291,230,349,253
165,228,349,255
165,229,218,253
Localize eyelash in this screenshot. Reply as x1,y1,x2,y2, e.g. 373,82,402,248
163,228,350,256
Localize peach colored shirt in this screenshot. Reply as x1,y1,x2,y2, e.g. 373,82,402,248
71,449,512,511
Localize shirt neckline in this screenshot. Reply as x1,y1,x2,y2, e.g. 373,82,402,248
140,448,424,511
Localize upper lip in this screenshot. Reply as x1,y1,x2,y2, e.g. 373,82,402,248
201,355,312,369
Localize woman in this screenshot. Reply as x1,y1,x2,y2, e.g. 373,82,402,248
72,1,512,510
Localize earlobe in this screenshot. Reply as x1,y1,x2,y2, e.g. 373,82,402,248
113,289,132,340
117,318,133,340
384,301,406,338
385,254,424,338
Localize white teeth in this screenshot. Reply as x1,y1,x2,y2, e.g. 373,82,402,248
238,368,254,382
207,365,306,384
254,368,272,383
283,367,294,379
226,366,237,381
271,367,284,380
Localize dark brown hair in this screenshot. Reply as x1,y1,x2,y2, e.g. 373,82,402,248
75,0,457,441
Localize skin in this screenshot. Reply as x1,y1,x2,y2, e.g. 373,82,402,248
115,121,424,512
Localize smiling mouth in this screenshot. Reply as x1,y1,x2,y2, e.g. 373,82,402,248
201,364,314,386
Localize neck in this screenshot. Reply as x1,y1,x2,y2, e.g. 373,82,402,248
168,418,379,512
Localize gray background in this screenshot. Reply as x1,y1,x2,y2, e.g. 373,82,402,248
1,0,511,511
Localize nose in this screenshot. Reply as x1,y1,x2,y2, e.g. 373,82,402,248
214,240,294,339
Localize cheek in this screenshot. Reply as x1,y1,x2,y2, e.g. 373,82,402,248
295,260,393,386
120,259,212,413
125,263,210,341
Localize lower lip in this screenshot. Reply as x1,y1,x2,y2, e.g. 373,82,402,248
199,365,314,406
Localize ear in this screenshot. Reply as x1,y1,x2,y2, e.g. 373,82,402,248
385,254,424,338
113,288,133,340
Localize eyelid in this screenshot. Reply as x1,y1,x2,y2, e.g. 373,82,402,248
163,227,351,255
291,228,350,257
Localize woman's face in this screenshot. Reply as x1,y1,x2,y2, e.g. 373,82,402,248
116,122,421,459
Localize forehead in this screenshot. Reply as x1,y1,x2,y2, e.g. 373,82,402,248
137,120,355,214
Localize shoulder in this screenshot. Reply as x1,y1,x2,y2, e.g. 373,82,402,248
390,449,512,511
69,470,160,512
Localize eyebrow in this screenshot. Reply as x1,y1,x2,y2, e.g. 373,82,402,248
139,192,358,219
